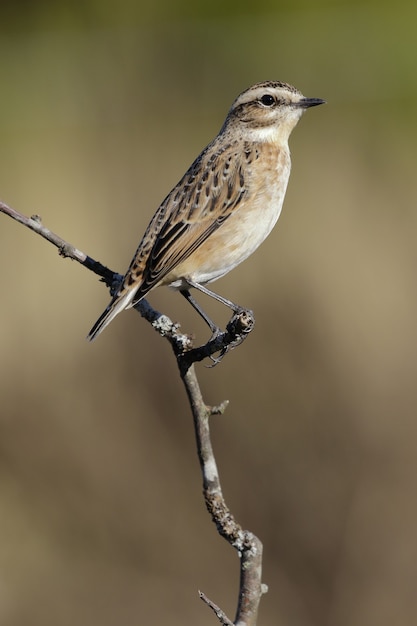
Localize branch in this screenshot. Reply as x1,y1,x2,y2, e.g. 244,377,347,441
0,200,254,362
1,199,265,625
199,591,234,626
181,364,265,626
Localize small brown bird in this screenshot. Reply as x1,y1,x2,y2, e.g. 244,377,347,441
88,81,324,340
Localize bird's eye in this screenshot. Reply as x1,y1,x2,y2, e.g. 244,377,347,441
260,94,275,107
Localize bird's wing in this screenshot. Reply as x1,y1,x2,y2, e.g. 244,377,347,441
87,140,258,341
121,139,258,301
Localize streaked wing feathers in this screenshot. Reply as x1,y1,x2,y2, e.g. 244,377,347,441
121,139,252,301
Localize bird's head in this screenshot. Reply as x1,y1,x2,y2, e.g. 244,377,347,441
223,80,325,143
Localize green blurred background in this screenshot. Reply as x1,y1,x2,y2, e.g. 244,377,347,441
1,1,417,624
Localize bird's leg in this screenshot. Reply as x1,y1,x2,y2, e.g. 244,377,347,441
181,278,247,338
180,283,255,366
184,279,242,313
180,289,222,337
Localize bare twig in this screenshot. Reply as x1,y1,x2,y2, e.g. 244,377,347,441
180,363,264,626
0,201,115,285
0,200,254,362
1,199,265,625
199,591,234,626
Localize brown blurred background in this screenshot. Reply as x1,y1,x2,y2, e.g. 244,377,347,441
1,1,417,625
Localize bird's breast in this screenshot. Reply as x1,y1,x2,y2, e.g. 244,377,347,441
166,143,291,287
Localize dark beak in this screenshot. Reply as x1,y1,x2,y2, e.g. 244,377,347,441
298,97,326,108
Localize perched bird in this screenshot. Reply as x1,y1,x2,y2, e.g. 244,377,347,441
88,81,324,341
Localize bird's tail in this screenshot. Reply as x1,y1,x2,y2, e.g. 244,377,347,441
87,289,137,341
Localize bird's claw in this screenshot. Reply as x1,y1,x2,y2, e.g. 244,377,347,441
205,307,255,367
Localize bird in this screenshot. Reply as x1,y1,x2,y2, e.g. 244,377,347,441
88,80,324,341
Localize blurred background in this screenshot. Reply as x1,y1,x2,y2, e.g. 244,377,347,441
1,1,416,624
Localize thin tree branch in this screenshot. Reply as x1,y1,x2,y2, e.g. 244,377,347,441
180,363,264,626
1,199,265,625
0,201,115,284
199,591,235,626
0,200,254,361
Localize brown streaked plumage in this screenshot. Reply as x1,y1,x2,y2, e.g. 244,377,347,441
88,81,324,340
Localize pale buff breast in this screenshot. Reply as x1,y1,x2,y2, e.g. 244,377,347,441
164,144,291,288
